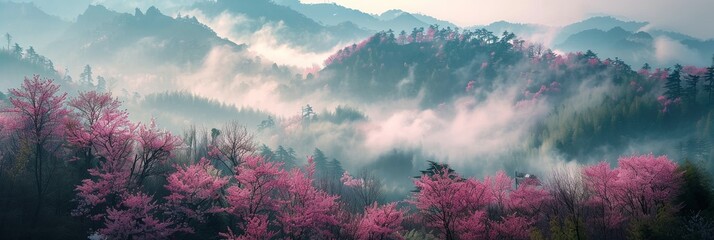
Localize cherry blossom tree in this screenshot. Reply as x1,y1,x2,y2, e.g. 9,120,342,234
130,119,181,187
165,157,228,225
615,154,681,217
277,157,339,239
491,215,533,240
583,162,625,233
225,155,286,219
7,75,68,223
98,192,185,239
73,107,136,220
582,154,682,237
220,215,276,240
66,91,123,167
356,202,405,240
410,167,491,240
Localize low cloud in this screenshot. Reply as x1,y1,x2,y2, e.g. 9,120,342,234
654,36,706,66
183,9,355,68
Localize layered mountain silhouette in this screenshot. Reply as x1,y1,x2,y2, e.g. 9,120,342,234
192,0,370,52
273,0,456,32
0,2,70,50
45,5,241,72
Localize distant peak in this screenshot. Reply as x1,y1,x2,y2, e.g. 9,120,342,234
135,8,143,16
146,6,162,16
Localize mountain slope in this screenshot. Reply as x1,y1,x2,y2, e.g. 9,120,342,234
192,0,369,52
273,1,456,32
47,5,242,72
0,2,70,51
554,16,648,45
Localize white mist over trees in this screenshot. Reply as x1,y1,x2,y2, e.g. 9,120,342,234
1,1,714,239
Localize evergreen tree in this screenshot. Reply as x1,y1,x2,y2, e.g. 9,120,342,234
642,63,651,71
664,64,683,100
677,160,713,216
80,64,94,86
25,46,37,64
704,58,714,106
684,74,700,104
11,43,22,58
418,160,456,177
258,144,274,161
274,145,296,169
312,148,328,179
327,158,344,179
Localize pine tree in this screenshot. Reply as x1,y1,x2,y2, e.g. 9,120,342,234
312,148,328,179
664,64,683,100
704,57,714,106
274,146,296,169
11,43,22,58
327,158,344,179
258,144,274,161
25,46,37,64
79,64,93,86
684,74,700,104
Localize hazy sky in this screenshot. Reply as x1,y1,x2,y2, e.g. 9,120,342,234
302,0,714,39
11,0,714,39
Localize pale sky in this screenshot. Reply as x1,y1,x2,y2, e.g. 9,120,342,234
14,0,714,39
302,0,714,39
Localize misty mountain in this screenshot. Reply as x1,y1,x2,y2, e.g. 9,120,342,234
0,48,61,91
192,0,369,52
378,9,457,29
0,1,70,51
272,0,456,32
470,21,547,39
557,24,714,67
307,27,523,108
294,27,714,165
46,5,242,72
557,27,651,62
553,16,648,45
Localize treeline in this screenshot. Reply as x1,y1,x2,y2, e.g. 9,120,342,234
0,76,712,239
318,25,523,107
316,26,714,168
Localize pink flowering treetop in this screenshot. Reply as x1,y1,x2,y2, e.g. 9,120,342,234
410,168,492,240
8,75,68,143
165,157,228,224
225,155,287,218
130,119,182,186
615,154,681,216
99,192,186,239
277,156,339,239
73,108,136,219
356,202,405,240
7,75,68,215
582,154,682,235
583,161,625,229
341,171,365,187
220,215,277,240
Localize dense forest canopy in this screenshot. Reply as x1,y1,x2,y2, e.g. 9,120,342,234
1,0,714,239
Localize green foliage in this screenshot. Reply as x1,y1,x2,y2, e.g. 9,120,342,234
627,206,681,240
320,105,367,124
549,217,586,240
677,160,714,216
